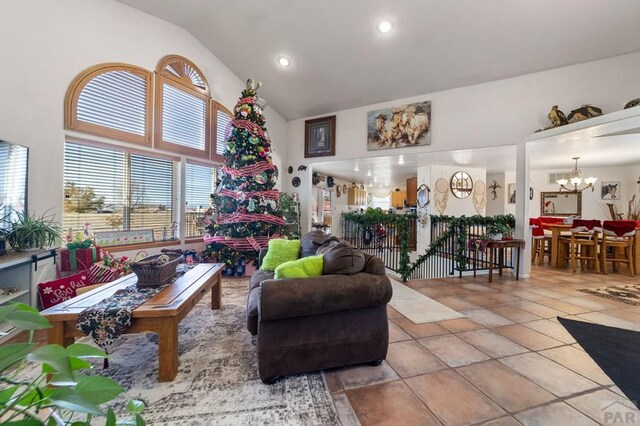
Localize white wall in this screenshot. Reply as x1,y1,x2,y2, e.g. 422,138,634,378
286,52,640,232
486,173,506,216
0,0,289,248
530,165,640,221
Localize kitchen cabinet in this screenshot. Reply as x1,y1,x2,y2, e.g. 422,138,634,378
406,177,417,206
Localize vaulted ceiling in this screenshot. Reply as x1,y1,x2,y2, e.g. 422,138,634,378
117,0,640,120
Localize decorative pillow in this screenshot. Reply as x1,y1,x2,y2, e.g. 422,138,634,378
300,230,339,258
37,271,90,309
274,255,324,279
321,242,366,275
260,239,301,271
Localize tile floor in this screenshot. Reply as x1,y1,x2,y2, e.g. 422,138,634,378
325,265,640,425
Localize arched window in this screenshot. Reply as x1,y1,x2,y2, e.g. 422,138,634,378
155,55,211,158
65,64,152,145
212,101,233,163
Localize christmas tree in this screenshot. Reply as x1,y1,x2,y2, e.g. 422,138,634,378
204,79,284,267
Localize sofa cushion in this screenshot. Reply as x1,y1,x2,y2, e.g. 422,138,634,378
321,241,366,275
300,230,339,258
260,239,301,271
250,269,274,291
274,255,324,279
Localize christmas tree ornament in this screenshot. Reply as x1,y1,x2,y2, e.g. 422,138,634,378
255,172,267,184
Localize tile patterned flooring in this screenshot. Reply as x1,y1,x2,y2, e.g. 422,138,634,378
325,265,640,425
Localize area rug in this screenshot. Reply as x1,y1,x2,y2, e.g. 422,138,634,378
47,277,339,425
578,284,640,306
558,317,640,408
389,278,464,324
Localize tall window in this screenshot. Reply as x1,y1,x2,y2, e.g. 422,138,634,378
64,64,152,145
63,142,176,241
184,162,217,238
155,55,211,158
212,102,233,162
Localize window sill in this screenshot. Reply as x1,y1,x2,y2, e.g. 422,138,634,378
184,238,205,245
103,240,181,253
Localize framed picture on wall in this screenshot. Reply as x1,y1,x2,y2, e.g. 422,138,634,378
507,183,516,204
601,181,621,200
304,115,336,158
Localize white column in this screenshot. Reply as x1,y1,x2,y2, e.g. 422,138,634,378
515,141,532,278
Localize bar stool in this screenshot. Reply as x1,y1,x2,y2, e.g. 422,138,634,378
559,220,601,273
601,220,636,276
530,217,551,265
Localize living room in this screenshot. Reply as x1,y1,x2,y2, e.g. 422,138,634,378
1,1,640,425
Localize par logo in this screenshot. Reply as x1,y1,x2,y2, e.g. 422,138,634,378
601,401,639,425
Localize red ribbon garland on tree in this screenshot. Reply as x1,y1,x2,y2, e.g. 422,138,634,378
217,213,285,225
222,161,275,178
218,189,280,200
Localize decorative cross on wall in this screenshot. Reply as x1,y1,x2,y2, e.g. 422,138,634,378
489,180,502,200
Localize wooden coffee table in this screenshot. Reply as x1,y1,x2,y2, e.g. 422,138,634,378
41,263,224,382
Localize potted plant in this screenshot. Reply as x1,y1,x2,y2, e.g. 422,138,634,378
0,303,145,424
6,210,61,252
487,223,511,241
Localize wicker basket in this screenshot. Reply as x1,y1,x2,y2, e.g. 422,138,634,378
130,253,182,287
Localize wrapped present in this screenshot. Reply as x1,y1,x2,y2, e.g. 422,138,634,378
87,263,124,284
60,246,102,272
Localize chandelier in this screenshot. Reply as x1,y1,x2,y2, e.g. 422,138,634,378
556,157,597,192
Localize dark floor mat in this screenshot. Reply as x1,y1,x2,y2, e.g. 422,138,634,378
558,317,639,408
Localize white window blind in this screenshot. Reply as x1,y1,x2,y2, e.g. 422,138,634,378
216,108,232,156
76,71,147,135
162,83,206,150
64,142,175,241
184,163,216,238
0,141,28,228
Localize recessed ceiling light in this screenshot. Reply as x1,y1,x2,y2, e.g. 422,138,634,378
398,155,405,165
354,163,359,171
367,170,372,177
277,56,291,67
378,20,393,34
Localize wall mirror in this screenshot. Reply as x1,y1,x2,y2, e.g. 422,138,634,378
450,171,473,199
540,191,582,216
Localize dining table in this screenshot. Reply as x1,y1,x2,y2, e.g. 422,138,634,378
543,222,640,271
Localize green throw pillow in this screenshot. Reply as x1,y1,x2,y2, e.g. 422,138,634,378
274,255,324,279
260,239,301,271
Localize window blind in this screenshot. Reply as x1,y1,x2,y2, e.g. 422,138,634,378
63,142,175,241
162,83,207,150
0,141,28,228
216,108,232,156
184,163,216,238
76,71,147,136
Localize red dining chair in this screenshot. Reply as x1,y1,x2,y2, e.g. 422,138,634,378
530,217,551,265
558,220,601,273
600,220,636,276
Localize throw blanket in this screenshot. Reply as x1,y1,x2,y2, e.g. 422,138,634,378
76,272,184,352
571,219,601,231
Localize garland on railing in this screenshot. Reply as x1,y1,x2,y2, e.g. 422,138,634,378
402,214,516,281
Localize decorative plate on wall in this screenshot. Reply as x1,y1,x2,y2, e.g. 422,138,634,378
450,171,473,199
288,166,293,174
343,184,347,192
292,177,301,187
336,186,341,197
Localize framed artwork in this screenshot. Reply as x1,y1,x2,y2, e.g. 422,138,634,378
367,100,431,150
601,181,620,200
94,229,154,247
508,183,516,204
304,115,336,158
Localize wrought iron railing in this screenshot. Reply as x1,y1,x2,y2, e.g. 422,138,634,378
343,212,517,281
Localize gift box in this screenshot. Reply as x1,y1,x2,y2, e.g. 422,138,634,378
60,246,102,272
87,263,124,284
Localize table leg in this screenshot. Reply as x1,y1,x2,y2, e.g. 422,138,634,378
498,247,504,276
48,322,74,347
211,272,221,310
488,247,494,283
551,228,559,267
516,247,521,280
158,319,179,382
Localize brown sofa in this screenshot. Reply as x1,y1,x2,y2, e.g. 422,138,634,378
247,231,392,383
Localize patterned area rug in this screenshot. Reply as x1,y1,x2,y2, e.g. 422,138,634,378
578,284,640,306
46,277,339,425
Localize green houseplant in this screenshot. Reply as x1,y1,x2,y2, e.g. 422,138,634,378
487,223,511,241
0,303,145,425
6,211,61,252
